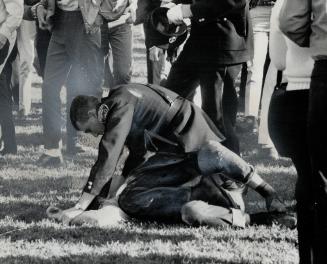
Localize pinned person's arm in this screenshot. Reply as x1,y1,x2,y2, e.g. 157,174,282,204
76,101,135,211
279,0,312,47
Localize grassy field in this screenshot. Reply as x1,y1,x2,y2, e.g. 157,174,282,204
0,25,299,263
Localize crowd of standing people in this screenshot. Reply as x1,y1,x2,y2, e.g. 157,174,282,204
0,0,326,263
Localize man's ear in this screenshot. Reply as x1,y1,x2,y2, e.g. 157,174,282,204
87,109,97,118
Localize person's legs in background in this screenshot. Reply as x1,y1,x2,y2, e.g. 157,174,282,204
34,26,51,79
244,31,269,132
40,11,103,164
307,60,327,263
106,23,133,86
65,17,103,155
200,64,242,155
165,50,200,101
0,32,18,155
238,62,248,113
145,46,169,85
258,63,278,159
16,20,36,116
268,87,313,263
41,35,71,163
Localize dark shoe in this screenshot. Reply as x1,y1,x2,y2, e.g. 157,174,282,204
265,194,287,213
250,211,297,229
236,116,258,133
65,144,85,155
0,148,17,156
37,154,63,167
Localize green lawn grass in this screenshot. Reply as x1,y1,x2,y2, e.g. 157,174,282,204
0,25,298,263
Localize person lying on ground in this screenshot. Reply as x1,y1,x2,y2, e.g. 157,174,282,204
47,83,296,228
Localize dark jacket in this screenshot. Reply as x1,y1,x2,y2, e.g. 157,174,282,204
177,0,253,64
80,84,225,207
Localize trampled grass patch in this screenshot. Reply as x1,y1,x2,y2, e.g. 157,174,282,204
0,25,298,263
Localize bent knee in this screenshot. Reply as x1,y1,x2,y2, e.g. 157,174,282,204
181,200,210,225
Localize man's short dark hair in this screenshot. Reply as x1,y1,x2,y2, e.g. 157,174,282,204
70,95,99,131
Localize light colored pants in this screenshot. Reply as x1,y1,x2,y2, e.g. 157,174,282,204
258,63,277,147
181,186,247,228
245,30,269,118
15,20,36,115
151,51,169,85
0,31,16,74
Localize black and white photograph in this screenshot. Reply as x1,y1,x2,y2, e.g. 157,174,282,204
0,0,326,263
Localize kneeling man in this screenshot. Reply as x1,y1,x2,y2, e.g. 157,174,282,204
48,83,295,228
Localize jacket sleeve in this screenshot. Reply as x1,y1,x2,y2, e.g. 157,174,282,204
279,0,311,47
77,102,135,210
0,0,23,40
189,0,247,20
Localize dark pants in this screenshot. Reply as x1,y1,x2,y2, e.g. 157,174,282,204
118,141,251,223
35,26,51,78
307,60,327,263
42,10,103,149
165,52,242,154
101,23,132,87
0,51,17,153
268,87,314,263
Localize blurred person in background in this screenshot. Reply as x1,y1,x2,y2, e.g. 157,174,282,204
268,0,314,262
36,0,104,166
164,0,253,155
101,0,138,88
242,0,272,133
0,0,24,156
11,0,39,117
280,0,327,262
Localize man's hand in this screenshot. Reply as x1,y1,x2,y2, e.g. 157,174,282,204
36,5,48,30
113,0,127,12
167,4,184,25
61,207,84,225
125,0,138,24
0,34,8,50
149,46,164,62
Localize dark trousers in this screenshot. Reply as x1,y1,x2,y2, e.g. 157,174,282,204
118,141,251,223
101,23,132,87
42,10,103,149
35,26,51,78
268,88,314,263
165,52,242,154
0,52,17,153
307,60,327,263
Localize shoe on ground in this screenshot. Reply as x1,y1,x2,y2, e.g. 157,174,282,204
65,143,86,155
250,211,297,229
37,153,63,167
265,194,287,213
270,212,297,229
259,146,279,160
236,116,258,133
0,148,17,156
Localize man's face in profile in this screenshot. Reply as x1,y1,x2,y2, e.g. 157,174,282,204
76,111,105,137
